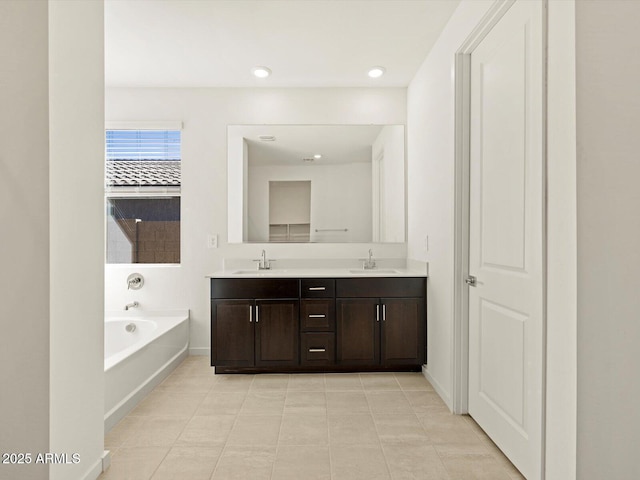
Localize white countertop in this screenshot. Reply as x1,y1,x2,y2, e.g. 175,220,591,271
208,257,428,278
208,268,426,278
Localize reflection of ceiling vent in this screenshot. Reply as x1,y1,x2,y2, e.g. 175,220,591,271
258,135,276,141
302,157,315,163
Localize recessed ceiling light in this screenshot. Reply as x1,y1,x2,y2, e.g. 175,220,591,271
258,135,276,141
368,66,386,78
251,66,271,78
313,154,322,159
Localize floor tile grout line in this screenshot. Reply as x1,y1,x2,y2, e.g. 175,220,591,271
269,412,285,480
144,381,210,480
360,376,393,480
386,374,448,479
397,381,434,443
144,445,172,480
327,408,335,480
461,413,522,476
365,375,419,479
325,390,333,480
268,383,290,480
208,374,253,480
430,418,515,480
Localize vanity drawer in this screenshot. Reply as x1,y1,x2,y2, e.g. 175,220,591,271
336,277,426,298
301,333,336,365
211,278,299,299
300,279,335,298
301,299,335,331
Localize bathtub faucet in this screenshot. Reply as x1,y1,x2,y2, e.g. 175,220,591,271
124,301,139,311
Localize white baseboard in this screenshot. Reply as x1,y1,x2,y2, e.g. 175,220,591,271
422,365,453,412
101,450,111,472
80,455,105,480
189,347,210,356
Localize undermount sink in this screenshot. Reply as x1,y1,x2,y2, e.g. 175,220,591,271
232,269,287,275
348,269,399,274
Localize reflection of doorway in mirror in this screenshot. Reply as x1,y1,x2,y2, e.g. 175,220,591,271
372,150,385,242
371,125,404,243
269,181,311,242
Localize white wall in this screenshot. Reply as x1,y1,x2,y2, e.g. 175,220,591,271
546,1,577,479
49,1,105,479
0,2,51,479
407,1,578,478
0,2,105,480
407,0,495,409
105,88,407,355
227,135,245,242
575,2,640,479
248,163,372,242
106,212,133,263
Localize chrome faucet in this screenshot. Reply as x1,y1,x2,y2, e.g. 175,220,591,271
124,301,139,311
254,249,274,270
362,248,376,270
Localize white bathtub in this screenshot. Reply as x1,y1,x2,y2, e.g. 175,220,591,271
104,310,189,432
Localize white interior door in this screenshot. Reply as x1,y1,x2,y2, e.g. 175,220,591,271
468,1,544,479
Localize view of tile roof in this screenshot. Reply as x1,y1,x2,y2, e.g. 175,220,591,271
106,160,181,186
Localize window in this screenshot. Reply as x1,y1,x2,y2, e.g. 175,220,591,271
105,129,181,264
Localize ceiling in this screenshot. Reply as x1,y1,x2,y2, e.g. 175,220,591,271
105,0,460,88
235,125,386,166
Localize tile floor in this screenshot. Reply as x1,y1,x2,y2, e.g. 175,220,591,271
100,356,525,480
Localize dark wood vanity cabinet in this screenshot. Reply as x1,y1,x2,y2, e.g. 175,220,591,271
211,276,426,373
210,278,299,371
336,278,426,367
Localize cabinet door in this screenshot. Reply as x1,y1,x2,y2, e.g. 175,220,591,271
255,300,300,367
381,298,425,366
336,298,380,365
211,300,254,367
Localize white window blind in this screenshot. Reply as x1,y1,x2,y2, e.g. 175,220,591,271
106,130,181,161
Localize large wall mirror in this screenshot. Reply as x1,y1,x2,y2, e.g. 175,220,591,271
228,125,405,243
